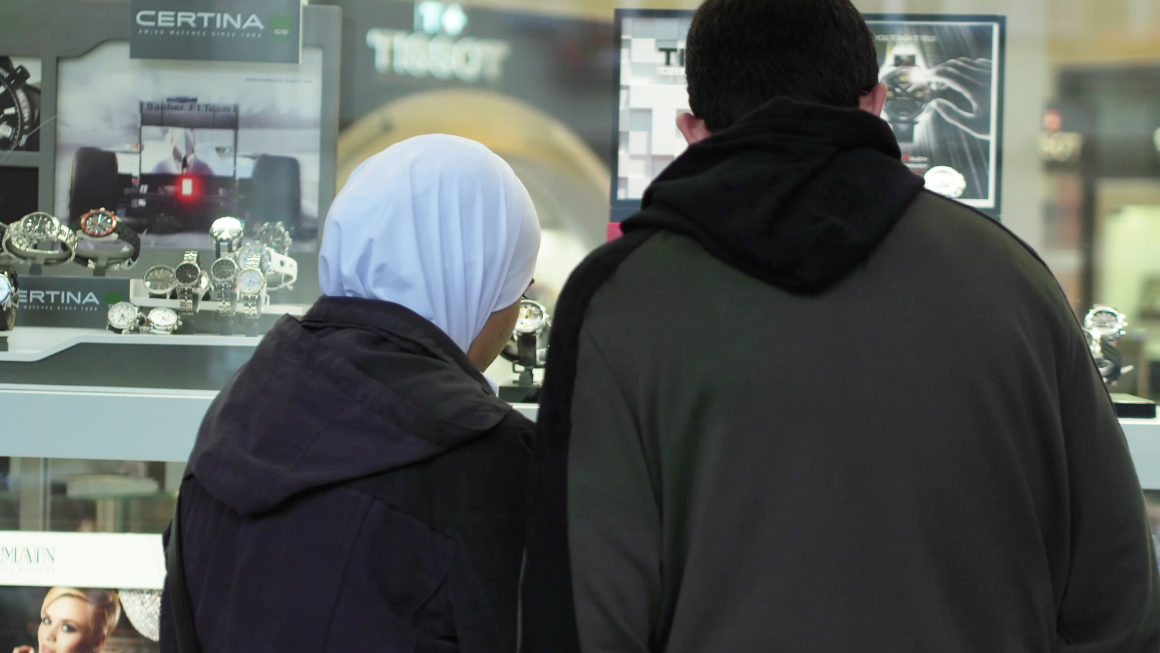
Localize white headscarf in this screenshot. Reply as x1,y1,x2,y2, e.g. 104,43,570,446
319,134,541,353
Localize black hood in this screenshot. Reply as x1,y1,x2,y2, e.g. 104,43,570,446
187,297,513,515
622,98,924,293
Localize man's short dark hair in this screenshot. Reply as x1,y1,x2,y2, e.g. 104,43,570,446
685,0,880,131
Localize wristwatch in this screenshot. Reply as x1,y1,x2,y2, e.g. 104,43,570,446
0,223,13,265
254,221,292,255
0,266,18,331
1083,305,1129,385
173,250,206,317
236,251,267,325
0,56,41,152
142,264,178,298
881,50,931,144
209,216,245,259
264,250,298,291
145,306,181,335
73,208,142,270
512,298,550,367
106,301,143,334
209,256,239,317
1083,305,1127,340
1,212,78,265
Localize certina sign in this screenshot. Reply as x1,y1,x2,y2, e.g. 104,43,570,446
130,0,302,64
135,11,266,31
16,276,130,329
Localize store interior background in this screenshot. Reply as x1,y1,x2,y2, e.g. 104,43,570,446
2,0,1160,539
311,0,1160,399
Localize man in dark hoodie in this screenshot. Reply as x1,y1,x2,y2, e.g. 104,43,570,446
521,0,1160,651
159,134,541,652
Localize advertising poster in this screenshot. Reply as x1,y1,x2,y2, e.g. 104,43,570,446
610,10,692,225
609,11,1005,226
53,42,324,249
867,15,1005,217
0,531,164,653
0,56,42,155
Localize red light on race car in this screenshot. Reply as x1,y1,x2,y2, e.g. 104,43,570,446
177,174,197,199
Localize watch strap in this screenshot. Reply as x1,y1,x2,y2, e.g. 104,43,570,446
74,221,143,270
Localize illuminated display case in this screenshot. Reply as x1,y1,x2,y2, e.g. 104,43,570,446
3,0,1160,647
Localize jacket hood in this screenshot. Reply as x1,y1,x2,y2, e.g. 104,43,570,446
622,98,925,293
188,297,513,515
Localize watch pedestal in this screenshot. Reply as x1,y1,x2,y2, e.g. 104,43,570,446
0,335,8,352
498,384,540,404
1112,393,1157,419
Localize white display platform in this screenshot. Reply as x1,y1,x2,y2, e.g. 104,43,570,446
1,380,1156,490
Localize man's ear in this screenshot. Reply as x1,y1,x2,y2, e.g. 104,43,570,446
676,112,713,145
858,82,887,117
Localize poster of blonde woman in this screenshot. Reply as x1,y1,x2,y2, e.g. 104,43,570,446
0,532,163,653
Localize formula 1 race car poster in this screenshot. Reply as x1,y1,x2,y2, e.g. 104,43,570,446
866,14,1005,218
53,42,324,247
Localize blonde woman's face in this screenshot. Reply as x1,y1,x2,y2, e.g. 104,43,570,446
38,596,97,653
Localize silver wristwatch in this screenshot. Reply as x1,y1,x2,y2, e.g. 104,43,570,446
173,250,206,317
0,266,18,331
142,264,178,298
1,212,78,265
106,301,143,334
209,256,239,317
209,216,245,259
145,306,181,335
254,221,292,255
236,251,267,325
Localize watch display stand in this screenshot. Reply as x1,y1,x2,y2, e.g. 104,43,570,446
84,255,127,277
498,364,541,403
0,335,8,352
1112,393,1158,419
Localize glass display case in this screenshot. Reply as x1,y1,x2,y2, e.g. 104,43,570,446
3,0,1160,648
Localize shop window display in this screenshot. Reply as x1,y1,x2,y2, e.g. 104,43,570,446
1,0,1160,643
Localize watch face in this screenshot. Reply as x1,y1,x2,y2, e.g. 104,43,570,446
20,211,57,237
513,299,547,336
174,261,201,285
0,275,12,304
143,265,177,293
79,208,118,237
256,222,292,253
107,301,139,331
147,307,179,331
211,257,238,282
1084,306,1127,339
210,216,244,240
238,243,271,270
883,68,931,121
237,268,265,294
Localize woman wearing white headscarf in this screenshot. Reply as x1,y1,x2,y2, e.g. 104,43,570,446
162,134,541,653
